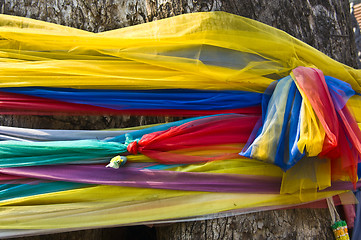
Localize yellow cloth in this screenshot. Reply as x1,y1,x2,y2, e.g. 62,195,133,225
0,12,359,93
0,184,346,229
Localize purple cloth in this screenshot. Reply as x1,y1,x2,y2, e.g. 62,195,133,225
0,165,281,193
324,181,361,191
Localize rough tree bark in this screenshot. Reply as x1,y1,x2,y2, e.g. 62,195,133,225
0,0,357,239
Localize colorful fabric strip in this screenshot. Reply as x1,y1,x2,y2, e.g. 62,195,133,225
240,67,361,185
1,165,360,194
0,165,281,193
0,114,257,167
0,126,132,141
0,180,88,202
0,87,262,110
0,90,261,116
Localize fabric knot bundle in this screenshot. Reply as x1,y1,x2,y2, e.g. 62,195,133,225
242,66,361,187
127,141,140,155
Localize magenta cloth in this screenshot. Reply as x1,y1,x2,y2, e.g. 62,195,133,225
282,195,343,209
0,173,26,180
343,204,356,228
0,165,281,193
324,181,361,191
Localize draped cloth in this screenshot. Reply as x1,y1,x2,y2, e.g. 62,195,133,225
0,11,360,115
0,11,359,236
241,67,361,189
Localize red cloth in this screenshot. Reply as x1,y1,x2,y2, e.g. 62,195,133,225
127,114,259,163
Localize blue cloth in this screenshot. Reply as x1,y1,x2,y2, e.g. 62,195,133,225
240,75,355,171
0,181,88,202
0,87,262,110
240,76,305,170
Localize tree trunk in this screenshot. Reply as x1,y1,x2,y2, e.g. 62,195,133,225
1,0,357,239
156,208,335,239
